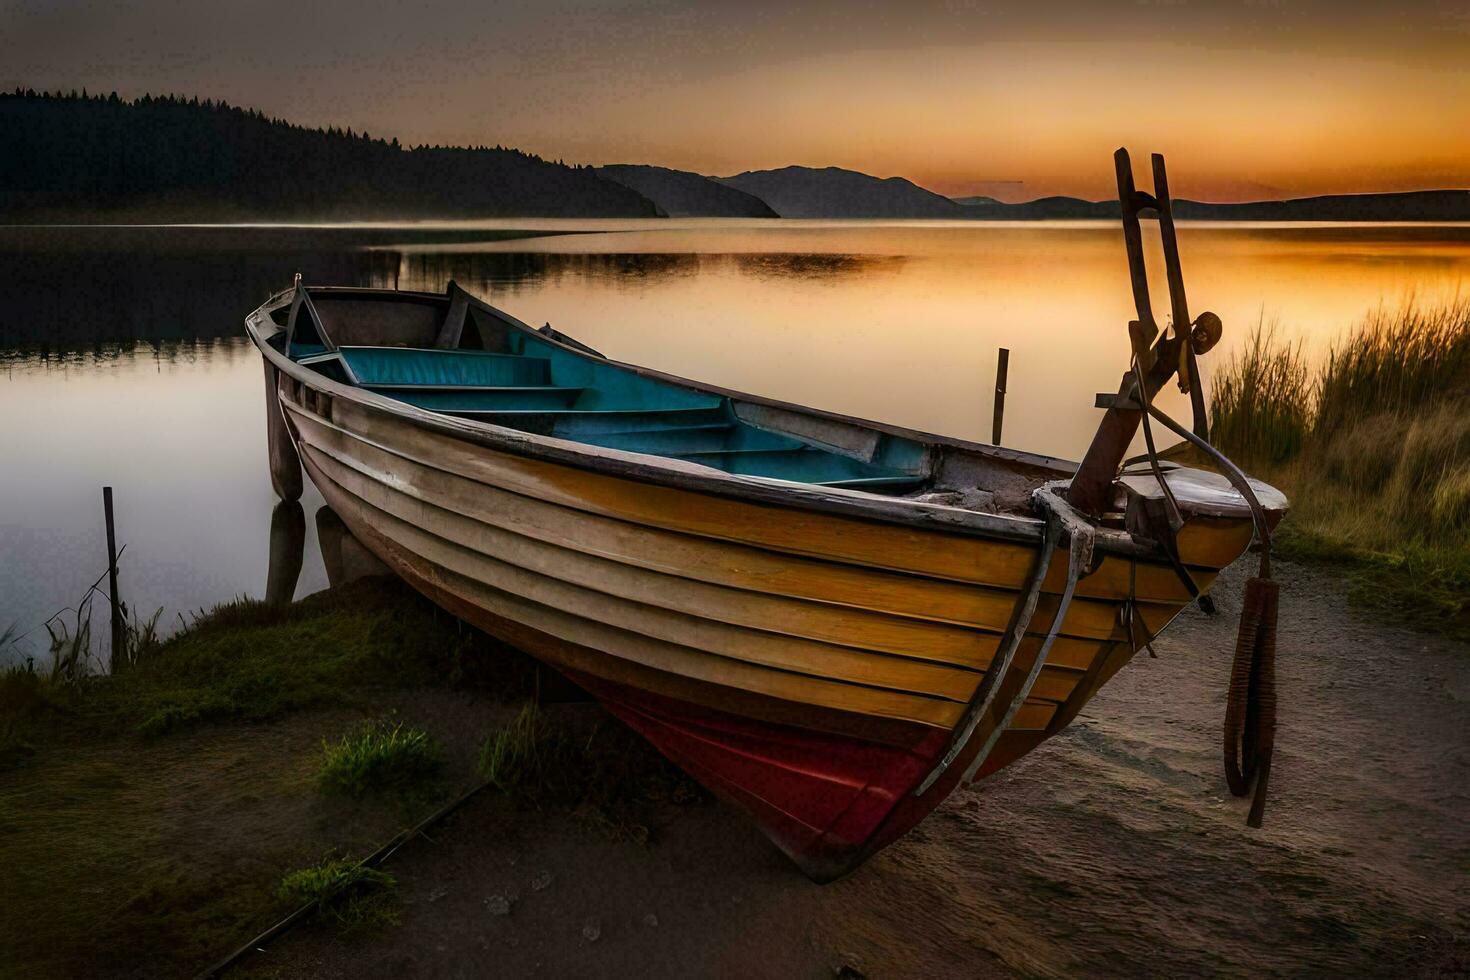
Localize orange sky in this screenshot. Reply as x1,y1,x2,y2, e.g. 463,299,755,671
4,0,1468,202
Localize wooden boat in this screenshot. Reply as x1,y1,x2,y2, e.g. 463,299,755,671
245,151,1287,881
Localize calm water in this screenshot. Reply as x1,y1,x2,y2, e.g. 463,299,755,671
3,219,1469,662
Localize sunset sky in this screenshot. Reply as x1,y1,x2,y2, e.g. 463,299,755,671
4,0,1468,202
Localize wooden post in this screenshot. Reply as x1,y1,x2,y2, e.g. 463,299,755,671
1150,153,1210,440
103,486,125,671
1068,148,1179,516
991,348,1009,446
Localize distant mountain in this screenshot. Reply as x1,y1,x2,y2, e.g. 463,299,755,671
1174,191,1470,222
954,196,1114,219
598,164,777,217
951,195,1003,207
718,166,966,218
953,190,1470,222
0,90,659,221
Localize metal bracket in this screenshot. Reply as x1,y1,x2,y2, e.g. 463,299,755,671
1095,393,1141,411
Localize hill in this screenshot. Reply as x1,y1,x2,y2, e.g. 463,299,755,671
1174,190,1470,222
718,166,965,218
0,90,659,221
598,164,777,217
954,190,1470,221
954,196,1114,219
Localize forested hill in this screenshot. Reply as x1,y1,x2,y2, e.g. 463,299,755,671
0,90,660,221
598,165,778,217
718,166,965,218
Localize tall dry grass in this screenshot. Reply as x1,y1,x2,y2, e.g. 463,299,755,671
1315,301,1470,437
1207,320,1312,466
1207,298,1470,627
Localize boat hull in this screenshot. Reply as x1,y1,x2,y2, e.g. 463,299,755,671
267,370,1256,878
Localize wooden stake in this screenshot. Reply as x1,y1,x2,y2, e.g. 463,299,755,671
991,348,1009,446
103,486,125,671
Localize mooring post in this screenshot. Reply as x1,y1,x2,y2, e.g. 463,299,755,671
103,486,125,671
992,347,1009,446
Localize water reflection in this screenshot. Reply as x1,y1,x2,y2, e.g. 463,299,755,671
265,501,305,606
2,337,252,375
0,230,393,351
314,506,390,587
385,250,906,299
264,502,389,607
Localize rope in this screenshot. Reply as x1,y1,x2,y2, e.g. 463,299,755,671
1224,574,1278,827
1130,349,1215,615
914,516,1062,795
1122,561,1160,659
960,494,1092,784
958,487,1099,781
1136,402,1280,827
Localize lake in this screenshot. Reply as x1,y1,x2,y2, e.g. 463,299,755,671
3,219,1469,663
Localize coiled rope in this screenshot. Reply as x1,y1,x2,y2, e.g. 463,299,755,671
1142,404,1278,827
1225,572,1277,827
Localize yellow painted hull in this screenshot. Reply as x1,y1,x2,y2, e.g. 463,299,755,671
279,382,1250,744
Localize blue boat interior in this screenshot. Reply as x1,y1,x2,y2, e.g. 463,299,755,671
280,290,930,494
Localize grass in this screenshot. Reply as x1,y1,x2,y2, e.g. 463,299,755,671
0,575,535,978
25,574,533,743
277,859,399,935
318,720,442,798
478,703,567,799
478,703,703,844
1208,319,1313,466
1208,299,1470,633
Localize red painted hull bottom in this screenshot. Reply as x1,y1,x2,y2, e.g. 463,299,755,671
568,671,980,882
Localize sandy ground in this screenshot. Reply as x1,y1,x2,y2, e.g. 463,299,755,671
248,560,1469,978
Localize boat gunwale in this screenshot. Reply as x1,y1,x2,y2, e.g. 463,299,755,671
244,285,1224,560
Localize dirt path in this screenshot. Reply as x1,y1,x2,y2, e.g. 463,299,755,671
254,560,1469,978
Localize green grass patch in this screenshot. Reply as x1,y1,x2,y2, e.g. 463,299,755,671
4,575,537,745
318,720,442,798
0,575,535,978
478,703,703,844
1273,524,1470,630
277,859,399,935
1208,299,1470,636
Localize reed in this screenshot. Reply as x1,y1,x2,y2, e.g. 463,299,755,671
1315,300,1470,437
1207,298,1470,630
43,594,99,685
317,720,442,798
1208,318,1312,465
